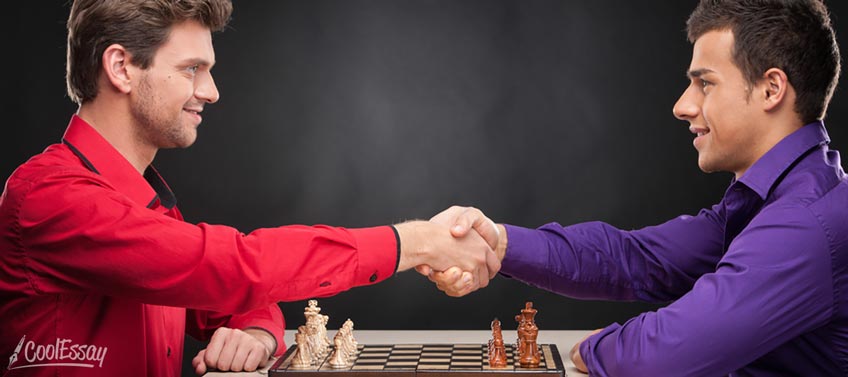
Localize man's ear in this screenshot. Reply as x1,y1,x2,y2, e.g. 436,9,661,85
760,67,790,112
101,44,134,94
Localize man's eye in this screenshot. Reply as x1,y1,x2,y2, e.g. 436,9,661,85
700,79,712,92
187,65,199,74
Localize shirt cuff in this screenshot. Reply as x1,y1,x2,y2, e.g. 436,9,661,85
579,323,622,376
499,224,549,278
347,226,398,287
227,306,287,357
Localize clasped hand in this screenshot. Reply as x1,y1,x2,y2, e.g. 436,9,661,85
417,206,506,297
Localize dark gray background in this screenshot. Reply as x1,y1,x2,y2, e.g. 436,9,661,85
3,0,846,372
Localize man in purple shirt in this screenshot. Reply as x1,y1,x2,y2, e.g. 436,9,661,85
425,0,846,375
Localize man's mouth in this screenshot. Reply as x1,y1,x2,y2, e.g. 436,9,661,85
689,125,709,137
690,125,709,148
183,107,203,124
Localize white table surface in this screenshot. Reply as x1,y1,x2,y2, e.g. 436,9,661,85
207,330,590,376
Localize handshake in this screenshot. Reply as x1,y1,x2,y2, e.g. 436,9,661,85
394,206,506,297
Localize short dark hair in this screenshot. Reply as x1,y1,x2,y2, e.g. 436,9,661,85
687,0,841,123
66,0,233,104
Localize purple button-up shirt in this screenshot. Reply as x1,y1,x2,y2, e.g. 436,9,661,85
501,122,848,376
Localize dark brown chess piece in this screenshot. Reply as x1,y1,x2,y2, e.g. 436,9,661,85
488,318,508,368
515,313,526,360
518,302,541,367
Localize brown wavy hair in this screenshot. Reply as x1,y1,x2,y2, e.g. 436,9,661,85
66,0,233,104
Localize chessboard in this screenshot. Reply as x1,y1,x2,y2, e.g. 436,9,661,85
269,343,566,377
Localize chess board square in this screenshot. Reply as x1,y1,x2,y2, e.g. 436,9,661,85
391,350,422,355
351,365,384,370
355,358,387,364
393,345,423,349
421,352,451,358
451,361,481,367
453,344,480,349
388,355,419,361
363,347,392,352
358,353,390,358
422,346,452,351
451,355,480,361
385,361,418,367
318,363,353,371
482,364,515,370
453,350,480,355
417,364,450,370
418,358,450,363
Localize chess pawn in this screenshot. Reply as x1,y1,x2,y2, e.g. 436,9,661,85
490,336,508,368
343,319,358,354
290,331,312,369
489,318,508,368
327,334,349,369
336,328,348,356
341,328,355,356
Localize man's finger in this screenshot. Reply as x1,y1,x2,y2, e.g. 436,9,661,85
193,350,207,376
243,347,265,371
215,332,238,371
229,341,250,372
428,267,461,282
415,265,432,276
485,249,501,279
203,328,229,369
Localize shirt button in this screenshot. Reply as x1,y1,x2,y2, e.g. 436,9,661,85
369,273,378,282
167,346,171,357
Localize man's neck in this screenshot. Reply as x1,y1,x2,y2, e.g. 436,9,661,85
734,114,805,179
77,100,156,175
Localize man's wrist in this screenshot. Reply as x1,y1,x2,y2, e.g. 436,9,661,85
495,224,508,262
243,328,277,357
393,221,433,272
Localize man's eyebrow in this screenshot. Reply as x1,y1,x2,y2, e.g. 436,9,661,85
179,58,215,68
686,68,714,79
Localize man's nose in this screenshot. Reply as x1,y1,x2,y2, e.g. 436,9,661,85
673,85,700,121
196,71,219,104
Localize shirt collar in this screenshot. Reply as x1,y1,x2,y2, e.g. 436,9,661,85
736,121,830,200
61,115,177,209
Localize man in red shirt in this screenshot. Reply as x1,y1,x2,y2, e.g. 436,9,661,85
0,1,499,376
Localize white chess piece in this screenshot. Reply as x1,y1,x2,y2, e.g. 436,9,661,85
328,333,349,368
290,330,312,369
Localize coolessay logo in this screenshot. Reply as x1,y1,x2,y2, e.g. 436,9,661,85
7,335,108,370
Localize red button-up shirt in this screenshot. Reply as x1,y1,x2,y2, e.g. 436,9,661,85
0,115,398,376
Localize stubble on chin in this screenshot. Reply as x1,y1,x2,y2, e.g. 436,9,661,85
131,76,196,149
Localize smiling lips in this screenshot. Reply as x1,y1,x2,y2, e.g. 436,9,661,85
183,107,203,123
690,125,709,148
